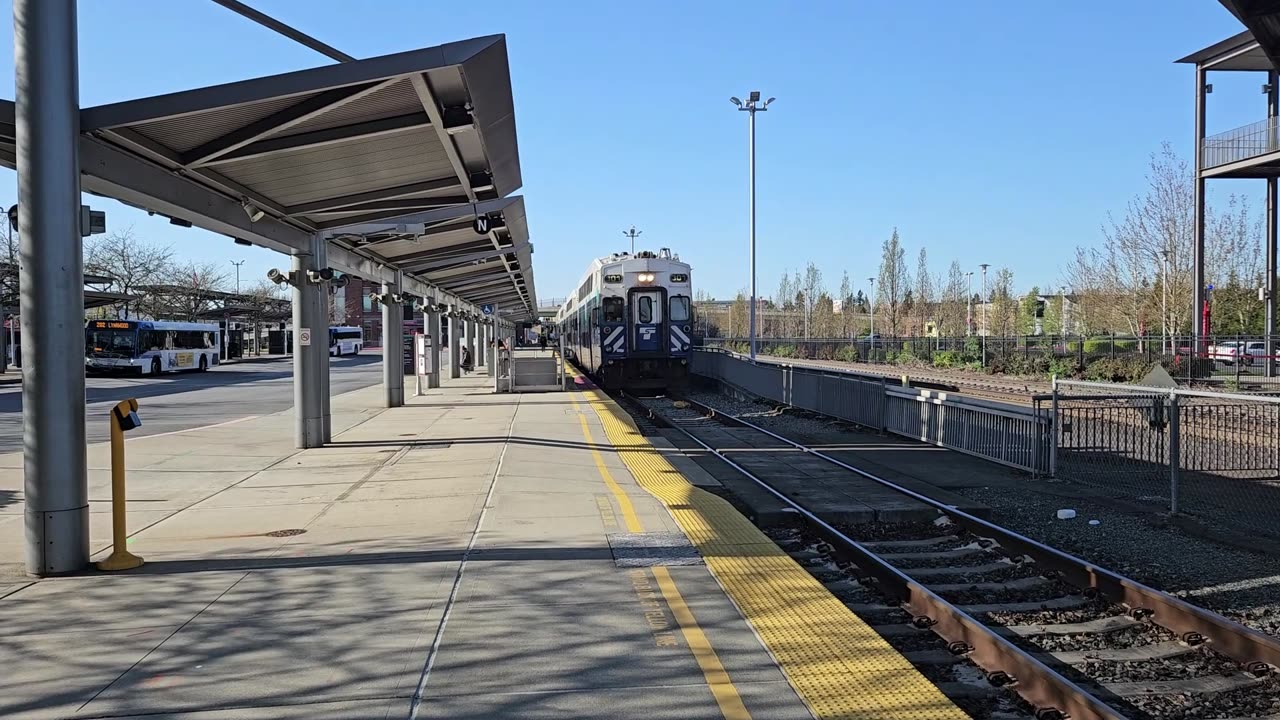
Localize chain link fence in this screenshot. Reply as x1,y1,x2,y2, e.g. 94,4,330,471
1044,380,1280,539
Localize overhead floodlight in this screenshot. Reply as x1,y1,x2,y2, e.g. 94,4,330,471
729,96,742,107
241,198,265,222
765,97,776,106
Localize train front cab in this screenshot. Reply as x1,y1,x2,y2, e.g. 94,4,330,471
598,286,691,390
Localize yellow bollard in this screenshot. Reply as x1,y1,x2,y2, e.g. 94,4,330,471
96,398,144,572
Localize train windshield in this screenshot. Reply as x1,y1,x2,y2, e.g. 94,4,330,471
603,297,624,322
669,296,690,322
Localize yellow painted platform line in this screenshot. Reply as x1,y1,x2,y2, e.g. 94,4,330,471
570,391,750,719
579,387,970,720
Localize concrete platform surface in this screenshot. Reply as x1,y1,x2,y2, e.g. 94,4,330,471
0,372,816,720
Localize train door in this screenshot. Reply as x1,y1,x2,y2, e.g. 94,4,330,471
630,288,665,353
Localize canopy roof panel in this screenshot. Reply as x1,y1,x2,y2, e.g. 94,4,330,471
0,33,535,318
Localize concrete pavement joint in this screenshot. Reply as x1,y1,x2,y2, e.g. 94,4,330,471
405,393,522,720
76,571,253,713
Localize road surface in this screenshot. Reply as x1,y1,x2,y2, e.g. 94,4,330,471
0,351,384,453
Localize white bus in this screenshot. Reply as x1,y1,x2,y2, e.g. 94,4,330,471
86,319,220,375
329,326,364,356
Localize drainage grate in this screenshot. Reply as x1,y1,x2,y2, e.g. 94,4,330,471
264,528,307,538
606,531,703,567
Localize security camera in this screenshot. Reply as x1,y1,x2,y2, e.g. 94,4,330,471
267,268,291,285
241,198,265,223
306,267,336,284
390,293,405,304
331,274,349,289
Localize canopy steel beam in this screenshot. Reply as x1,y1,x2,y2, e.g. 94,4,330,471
410,72,475,202
287,177,461,216
203,111,431,166
182,79,396,167
303,194,468,217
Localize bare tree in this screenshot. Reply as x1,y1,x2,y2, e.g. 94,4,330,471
143,260,231,321
989,267,1017,337
914,247,934,335
84,227,174,319
939,261,966,337
799,262,824,339
838,271,853,339
876,228,911,337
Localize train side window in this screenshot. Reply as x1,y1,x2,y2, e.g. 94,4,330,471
602,297,624,323
637,296,653,323
669,296,690,322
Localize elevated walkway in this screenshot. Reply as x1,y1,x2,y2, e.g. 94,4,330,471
0,368,967,719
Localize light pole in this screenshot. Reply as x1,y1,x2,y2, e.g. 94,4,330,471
1059,285,1067,337
623,226,642,254
1159,249,1170,354
731,91,774,360
965,271,974,336
230,259,245,294
867,277,875,362
979,263,990,366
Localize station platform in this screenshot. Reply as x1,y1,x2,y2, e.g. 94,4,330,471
0,367,968,720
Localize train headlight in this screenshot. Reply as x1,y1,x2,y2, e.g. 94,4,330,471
637,272,655,284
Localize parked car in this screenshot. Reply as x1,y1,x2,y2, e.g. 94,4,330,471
1244,341,1278,367
1208,341,1247,365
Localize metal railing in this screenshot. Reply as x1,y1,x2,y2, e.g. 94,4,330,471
692,348,1052,474
1202,116,1280,169
1045,379,1280,539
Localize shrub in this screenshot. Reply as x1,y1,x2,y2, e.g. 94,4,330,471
932,350,960,368
835,345,860,363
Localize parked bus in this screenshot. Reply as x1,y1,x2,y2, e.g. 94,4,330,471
85,319,220,375
329,326,364,356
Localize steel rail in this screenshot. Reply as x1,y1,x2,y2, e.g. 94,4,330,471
674,393,1280,674
621,392,1124,720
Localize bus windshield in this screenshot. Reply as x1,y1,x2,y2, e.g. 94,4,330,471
87,328,138,358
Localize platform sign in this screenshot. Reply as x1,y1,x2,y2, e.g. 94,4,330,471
473,215,491,234
481,303,494,316
298,328,311,346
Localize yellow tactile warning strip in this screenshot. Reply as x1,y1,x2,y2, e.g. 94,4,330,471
570,393,751,719
578,386,970,720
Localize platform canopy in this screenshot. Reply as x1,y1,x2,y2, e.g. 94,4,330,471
1177,29,1275,71
0,34,536,318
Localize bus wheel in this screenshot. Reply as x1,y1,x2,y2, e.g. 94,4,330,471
199,355,208,372
151,358,162,375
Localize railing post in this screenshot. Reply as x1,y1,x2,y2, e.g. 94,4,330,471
879,376,889,434
1050,374,1059,478
1169,391,1181,515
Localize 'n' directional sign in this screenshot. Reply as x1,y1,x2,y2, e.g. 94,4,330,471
481,304,495,316
473,214,491,235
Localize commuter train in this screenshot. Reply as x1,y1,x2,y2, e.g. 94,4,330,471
556,248,693,389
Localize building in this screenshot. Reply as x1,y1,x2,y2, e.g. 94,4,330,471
1177,4,1279,375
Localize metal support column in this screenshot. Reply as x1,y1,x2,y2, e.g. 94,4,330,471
292,236,327,449
466,317,476,373
16,0,88,575
426,309,441,389
1267,71,1279,378
314,237,331,442
1193,66,1208,356
477,323,487,367
448,309,460,379
487,323,496,377
381,274,404,408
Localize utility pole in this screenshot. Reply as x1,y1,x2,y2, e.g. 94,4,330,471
230,259,245,295
1059,285,1067,338
731,91,774,360
867,277,876,362
1159,250,1170,355
622,226,642,255
979,263,990,366
965,271,974,337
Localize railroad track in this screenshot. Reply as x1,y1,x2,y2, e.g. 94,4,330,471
618,392,1280,720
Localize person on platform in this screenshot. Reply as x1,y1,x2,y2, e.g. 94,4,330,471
459,341,474,374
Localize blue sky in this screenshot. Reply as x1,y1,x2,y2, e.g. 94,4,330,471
0,1,1262,302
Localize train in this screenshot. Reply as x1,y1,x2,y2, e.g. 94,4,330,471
556,248,693,389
